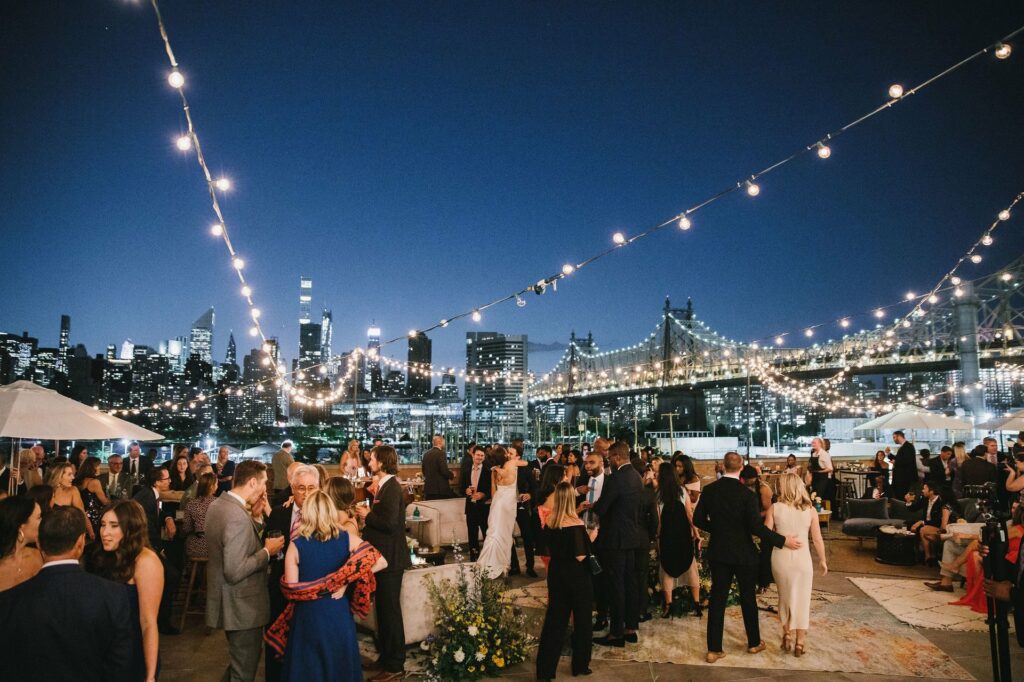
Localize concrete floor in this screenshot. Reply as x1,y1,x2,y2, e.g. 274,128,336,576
160,528,1024,681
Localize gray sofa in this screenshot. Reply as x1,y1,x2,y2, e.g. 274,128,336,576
842,498,895,544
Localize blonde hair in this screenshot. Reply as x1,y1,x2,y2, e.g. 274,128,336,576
297,490,343,542
952,442,967,467
46,462,75,488
776,472,812,511
546,482,580,530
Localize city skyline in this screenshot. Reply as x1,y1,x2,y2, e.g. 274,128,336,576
3,3,1024,394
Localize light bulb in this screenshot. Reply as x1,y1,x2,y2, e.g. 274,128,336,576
175,134,192,151
241,285,252,297
612,232,626,245
954,287,965,298
168,70,185,88
928,294,939,304
874,309,885,318
251,308,261,319
804,329,814,337
981,234,993,246
999,209,1011,221
678,215,691,230
516,294,526,308
1001,272,1013,282
215,178,231,191
950,276,962,285
775,336,784,345
888,84,904,98
745,180,760,197
440,319,449,328
249,326,259,336
995,43,1012,59
562,263,575,275
409,329,417,338
905,292,915,301
971,254,983,264
233,257,245,270
210,223,224,236
471,310,481,322
816,142,831,159
840,319,850,328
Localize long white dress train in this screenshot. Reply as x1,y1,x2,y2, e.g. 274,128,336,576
475,479,518,578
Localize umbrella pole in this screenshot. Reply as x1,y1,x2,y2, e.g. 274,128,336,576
8,441,14,497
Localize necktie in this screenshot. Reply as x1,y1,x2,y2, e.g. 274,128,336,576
290,509,303,541
472,465,480,491
586,483,595,525
109,473,117,495
131,459,137,477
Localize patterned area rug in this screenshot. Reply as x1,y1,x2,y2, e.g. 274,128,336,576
588,593,974,679
850,576,1014,633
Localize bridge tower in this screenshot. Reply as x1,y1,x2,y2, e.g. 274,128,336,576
953,281,985,417
567,331,578,394
661,298,672,385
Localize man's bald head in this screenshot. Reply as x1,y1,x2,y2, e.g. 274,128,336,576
608,441,630,466
592,437,611,454
723,452,743,473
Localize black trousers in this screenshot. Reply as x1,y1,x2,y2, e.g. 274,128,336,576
536,556,593,678
157,552,179,629
600,547,638,638
466,503,488,554
635,545,651,616
374,571,406,672
707,561,759,652
510,506,535,571
758,542,774,589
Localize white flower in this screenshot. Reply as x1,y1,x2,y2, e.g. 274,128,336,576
454,649,466,663
475,652,485,662
420,641,431,651
467,625,479,637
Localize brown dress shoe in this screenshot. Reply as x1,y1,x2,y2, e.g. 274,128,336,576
747,641,767,654
924,581,954,592
705,651,727,663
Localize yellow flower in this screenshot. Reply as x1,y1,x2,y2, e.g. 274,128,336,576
494,656,505,668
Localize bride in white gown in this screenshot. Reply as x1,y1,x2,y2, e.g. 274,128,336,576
475,446,527,578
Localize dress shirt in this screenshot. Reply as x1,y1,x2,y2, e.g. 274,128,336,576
471,464,482,490
926,496,938,521
377,473,395,491
127,456,141,477
107,471,120,494
722,470,741,480
41,559,81,569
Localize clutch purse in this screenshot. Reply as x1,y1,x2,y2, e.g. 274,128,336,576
587,554,603,575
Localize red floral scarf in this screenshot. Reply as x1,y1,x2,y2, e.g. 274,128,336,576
263,540,382,659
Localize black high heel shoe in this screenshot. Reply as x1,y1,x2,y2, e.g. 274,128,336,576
572,669,593,677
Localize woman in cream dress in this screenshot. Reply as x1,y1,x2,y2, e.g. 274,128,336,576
476,446,527,579
764,473,827,657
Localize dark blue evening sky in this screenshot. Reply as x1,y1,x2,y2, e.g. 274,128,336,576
3,1,1024,374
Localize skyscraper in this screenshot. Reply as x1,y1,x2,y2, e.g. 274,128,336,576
320,309,333,369
407,332,432,398
57,314,70,374
225,331,237,366
299,277,313,325
465,332,528,439
365,326,382,396
298,323,323,372
190,307,215,364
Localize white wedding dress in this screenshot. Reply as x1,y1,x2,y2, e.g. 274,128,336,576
475,475,518,578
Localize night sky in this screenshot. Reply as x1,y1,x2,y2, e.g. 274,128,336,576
3,1,1024,376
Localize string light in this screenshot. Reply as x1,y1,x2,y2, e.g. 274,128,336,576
232,257,245,270
816,142,831,159
214,178,231,191
981,235,994,246
562,263,575,275
612,232,626,245
999,209,1011,221
471,310,482,322
905,292,915,301
175,134,192,151
971,254,983,264
888,84,904,98
167,70,184,88
240,285,252,297
745,180,760,196
678,215,692,230
210,223,223,236
995,43,1013,59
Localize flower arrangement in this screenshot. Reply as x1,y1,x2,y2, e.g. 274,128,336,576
809,491,824,511
422,563,530,680
406,536,420,551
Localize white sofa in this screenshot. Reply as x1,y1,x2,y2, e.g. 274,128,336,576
357,563,466,644
412,499,468,547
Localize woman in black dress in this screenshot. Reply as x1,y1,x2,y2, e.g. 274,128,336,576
656,462,698,617
72,456,110,539
536,481,593,681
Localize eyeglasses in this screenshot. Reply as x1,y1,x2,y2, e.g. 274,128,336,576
293,485,318,493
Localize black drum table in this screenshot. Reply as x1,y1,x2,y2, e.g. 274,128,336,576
875,524,917,566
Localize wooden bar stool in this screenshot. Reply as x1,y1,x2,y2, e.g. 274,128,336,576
179,555,208,630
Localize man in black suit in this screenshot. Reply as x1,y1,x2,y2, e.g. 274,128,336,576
591,441,646,647
888,430,918,500
509,438,537,577
133,466,180,635
356,445,412,682
422,435,454,499
461,445,491,561
99,454,133,500
0,506,135,682
261,464,320,682
959,444,998,491
694,452,800,663
124,442,153,488
632,453,659,622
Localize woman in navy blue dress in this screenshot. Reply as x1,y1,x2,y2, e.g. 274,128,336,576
282,490,363,682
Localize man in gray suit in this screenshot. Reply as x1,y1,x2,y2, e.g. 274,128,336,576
271,440,295,491
206,460,285,682
98,454,132,500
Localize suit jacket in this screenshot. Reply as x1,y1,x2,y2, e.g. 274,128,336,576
205,493,271,630
693,476,785,565
0,563,135,682
460,459,492,514
959,457,998,488
591,463,645,550
891,441,918,492
514,463,537,512
271,449,294,490
132,486,164,552
99,470,133,500
422,447,454,497
271,484,293,508
908,495,947,528
638,484,660,543
928,457,956,488
362,476,412,575
123,455,153,480
264,504,295,620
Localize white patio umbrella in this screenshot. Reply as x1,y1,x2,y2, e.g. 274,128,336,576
854,409,974,432
0,380,162,494
976,409,1024,432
